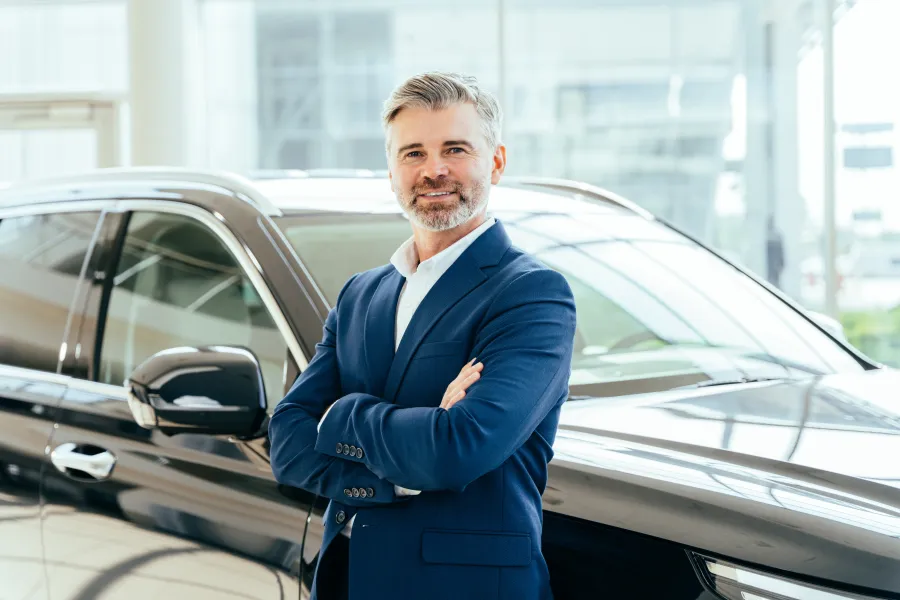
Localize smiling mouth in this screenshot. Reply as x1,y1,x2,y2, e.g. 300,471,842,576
417,191,456,200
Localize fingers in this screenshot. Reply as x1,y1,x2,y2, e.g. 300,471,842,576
461,358,482,374
443,375,476,408
447,361,482,398
441,389,466,410
441,360,483,409
459,368,481,390
455,360,483,385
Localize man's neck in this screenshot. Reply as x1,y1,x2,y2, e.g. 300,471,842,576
412,212,488,263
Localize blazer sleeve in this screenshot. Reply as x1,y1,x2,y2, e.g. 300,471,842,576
314,268,576,493
268,274,400,506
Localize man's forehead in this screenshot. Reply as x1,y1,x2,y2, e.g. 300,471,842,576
392,104,478,129
388,104,482,146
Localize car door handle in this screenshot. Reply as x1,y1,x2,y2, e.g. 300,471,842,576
50,443,117,481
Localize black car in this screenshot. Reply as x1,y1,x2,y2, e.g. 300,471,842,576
0,168,897,600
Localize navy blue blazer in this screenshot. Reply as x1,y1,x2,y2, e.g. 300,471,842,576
269,221,576,600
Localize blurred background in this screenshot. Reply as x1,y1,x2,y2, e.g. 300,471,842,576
1,0,898,365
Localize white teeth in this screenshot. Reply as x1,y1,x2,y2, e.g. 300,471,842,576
424,192,451,196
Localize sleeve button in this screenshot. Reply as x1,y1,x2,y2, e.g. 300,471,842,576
352,488,360,497
342,444,350,455
366,487,375,498
343,488,352,497
356,448,364,459
336,443,343,453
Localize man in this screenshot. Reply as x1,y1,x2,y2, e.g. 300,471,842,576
269,72,576,600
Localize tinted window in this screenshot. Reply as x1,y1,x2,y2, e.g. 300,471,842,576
98,212,288,406
0,212,101,372
277,210,864,398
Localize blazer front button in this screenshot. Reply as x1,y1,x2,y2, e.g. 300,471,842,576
342,444,350,455
356,448,364,459
352,488,360,497
336,510,346,524
366,487,375,498
336,443,343,453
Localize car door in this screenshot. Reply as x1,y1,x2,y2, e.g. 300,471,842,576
41,203,315,599
0,208,104,600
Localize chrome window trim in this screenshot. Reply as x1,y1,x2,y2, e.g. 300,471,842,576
0,200,116,219
68,376,130,401
0,363,72,387
0,363,130,401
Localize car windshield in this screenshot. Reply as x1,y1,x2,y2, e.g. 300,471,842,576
275,200,864,398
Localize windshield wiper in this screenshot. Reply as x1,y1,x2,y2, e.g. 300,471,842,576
678,376,788,389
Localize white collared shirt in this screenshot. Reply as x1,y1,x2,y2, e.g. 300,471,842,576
390,217,497,349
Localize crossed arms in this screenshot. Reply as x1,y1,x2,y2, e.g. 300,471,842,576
268,268,576,505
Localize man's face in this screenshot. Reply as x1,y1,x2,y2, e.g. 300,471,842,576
387,103,506,232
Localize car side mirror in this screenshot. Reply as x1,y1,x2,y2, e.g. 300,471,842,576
126,346,267,437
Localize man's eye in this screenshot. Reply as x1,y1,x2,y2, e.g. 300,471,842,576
448,147,464,154
406,151,423,158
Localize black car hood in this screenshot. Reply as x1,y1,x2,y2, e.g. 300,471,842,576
547,368,900,595
558,368,900,487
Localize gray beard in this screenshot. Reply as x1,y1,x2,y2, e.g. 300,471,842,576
401,181,488,232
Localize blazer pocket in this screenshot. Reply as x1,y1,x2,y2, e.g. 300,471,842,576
414,341,467,360
421,530,532,567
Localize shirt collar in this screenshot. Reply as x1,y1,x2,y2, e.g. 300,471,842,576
390,217,497,279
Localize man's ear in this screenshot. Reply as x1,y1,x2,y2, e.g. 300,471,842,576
491,144,507,185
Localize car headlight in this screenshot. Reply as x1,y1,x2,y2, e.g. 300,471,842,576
690,553,886,600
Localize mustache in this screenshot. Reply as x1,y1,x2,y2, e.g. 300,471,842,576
412,177,462,196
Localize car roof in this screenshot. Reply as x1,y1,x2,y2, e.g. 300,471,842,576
0,167,283,215
0,167,653,221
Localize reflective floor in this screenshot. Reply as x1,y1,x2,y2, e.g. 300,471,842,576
0,490,46,600
0,491,303,600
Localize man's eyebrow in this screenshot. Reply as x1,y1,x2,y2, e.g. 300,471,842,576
397,143,423,156
443,140,474,149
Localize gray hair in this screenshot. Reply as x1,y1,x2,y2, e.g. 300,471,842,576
382,72,503,153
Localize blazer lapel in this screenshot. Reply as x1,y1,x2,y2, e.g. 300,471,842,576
364,268,405,397
382,221,512,402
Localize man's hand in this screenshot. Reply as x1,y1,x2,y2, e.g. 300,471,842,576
440,359,483,410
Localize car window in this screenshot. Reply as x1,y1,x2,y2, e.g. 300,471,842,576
97,212,288,407
536,241,862,388
276,210,864,398
0,212,101,373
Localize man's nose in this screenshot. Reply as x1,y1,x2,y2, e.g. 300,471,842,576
422,154,450,179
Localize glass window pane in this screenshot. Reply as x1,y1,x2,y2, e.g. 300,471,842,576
0,212,101,372
99,213,288,406
0,1,127,93
509,213,683,245
640,243,863,373
0,129,98,182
